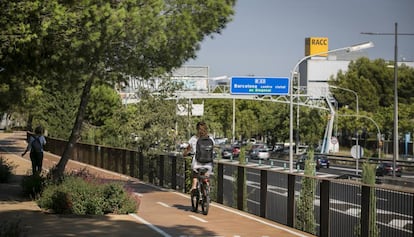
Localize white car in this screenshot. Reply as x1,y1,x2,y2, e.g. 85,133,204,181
257,149,270,160
250,148,270,160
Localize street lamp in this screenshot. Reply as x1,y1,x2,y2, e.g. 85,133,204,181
329,85,359,115
329,85,360,174
337,114,382,153
288,41,374,172
361,23,414,177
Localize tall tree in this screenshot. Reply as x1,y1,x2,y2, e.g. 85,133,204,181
2,0,236,177
330,57,414,148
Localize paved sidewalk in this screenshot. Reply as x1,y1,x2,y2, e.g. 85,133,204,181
0,131,159,237
0,131,315,237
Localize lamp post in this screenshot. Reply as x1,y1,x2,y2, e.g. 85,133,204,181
361,23,414,177
288,41,374,172
329,85,361,174
329,85,359,115
338,114,381,158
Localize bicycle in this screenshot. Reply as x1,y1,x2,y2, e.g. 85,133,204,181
191,167,210,215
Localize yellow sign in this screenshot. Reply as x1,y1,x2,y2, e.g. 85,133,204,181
305,37,329,56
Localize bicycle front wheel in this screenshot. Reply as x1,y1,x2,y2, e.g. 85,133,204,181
201,184,210,215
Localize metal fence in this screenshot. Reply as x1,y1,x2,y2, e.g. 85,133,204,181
44,137,414,237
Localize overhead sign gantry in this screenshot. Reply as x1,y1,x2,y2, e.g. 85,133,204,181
230,77,289,95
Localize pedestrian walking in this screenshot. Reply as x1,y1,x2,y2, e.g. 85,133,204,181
22,126,46,175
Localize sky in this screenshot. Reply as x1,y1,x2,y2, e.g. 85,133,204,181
186,0,414,78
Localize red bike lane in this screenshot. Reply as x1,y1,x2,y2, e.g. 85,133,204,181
1,131,315,237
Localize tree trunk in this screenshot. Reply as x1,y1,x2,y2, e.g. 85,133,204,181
27,114,33,132
53,76,94,178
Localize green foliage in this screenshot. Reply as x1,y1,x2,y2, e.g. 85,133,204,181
102,183,137,214
1,0,236,176
95,90,178,151
38,83,81,138
204,99,233,138
209,162,218,201
330,57,414,145
184,156,193,193
361,162,376,185
354,162,380,237
298,108,326,147
50,190,73,214
37,175,138,215
85,85,122,127
231,168,247,211
239,146,247,165
295,150,316,234
0,157,14,183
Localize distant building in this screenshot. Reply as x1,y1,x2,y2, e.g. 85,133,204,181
118,38,414,102
299,37,413,99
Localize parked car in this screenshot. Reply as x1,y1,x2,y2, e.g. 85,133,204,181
221,147,233,159
316,155,330,168
250,147,270,160
376,162,402,177
221,145,241,159
232,145,241,158
271,143,284,152
257,148,270,160
247,143,266,158
296,154,329,170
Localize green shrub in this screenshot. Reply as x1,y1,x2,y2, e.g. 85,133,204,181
102,182,138,214
0,157,14,183
37,175,138,215
295,150,317,235
50,191,73,214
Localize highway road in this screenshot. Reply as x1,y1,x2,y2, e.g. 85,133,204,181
218,156,414,237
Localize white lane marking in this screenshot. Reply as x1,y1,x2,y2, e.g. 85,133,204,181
388,219,411,228
332,207,413,233
209,204,309,237
130,214,172,237
173,192,310,237
345,208,360,215
189,214,208,223
157,201,170,208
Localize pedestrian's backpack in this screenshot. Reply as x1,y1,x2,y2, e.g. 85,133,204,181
195,136,214,163
31,136,42,153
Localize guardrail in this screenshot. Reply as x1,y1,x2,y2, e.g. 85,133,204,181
43,136,414,237
271,151,414,172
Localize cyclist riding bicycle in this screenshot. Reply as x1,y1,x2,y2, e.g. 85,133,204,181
183,121,215,193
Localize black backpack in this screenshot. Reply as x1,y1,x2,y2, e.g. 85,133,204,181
31,136,43,153
195,136,214,163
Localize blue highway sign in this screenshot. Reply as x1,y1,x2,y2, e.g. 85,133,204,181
230,77,289,95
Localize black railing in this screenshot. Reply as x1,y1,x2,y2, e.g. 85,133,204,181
44,136,414,237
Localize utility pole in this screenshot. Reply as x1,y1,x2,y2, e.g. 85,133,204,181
362,23,414,177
